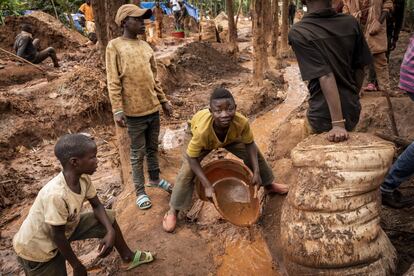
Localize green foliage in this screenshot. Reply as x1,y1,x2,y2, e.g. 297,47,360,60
0,0,84,24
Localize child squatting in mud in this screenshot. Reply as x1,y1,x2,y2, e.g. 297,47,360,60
13,134,154,276
162,88,289,232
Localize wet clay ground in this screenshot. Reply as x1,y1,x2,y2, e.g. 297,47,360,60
2,14,414,276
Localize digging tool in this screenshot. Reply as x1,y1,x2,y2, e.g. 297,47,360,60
0,47,58,81
383,89,400,137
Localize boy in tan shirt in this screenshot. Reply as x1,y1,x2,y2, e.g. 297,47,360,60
13,134,153,276
106,4,173,210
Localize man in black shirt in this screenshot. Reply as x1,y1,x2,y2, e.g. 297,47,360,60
14,24,59,67
289,0,372,142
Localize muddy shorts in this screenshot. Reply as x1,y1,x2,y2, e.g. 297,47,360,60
17,210,115,276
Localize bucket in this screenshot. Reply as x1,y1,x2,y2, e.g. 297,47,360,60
195,159,260,226
171,31,185,38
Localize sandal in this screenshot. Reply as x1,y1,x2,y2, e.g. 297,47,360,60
146,179,173,194
162,210,177,233
126,250,154,271
136,194,152,210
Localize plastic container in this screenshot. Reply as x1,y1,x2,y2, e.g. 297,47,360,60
171,31,185,38
195,159,260,226
281,133,397,275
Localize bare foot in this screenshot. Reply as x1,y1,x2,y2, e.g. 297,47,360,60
162,209,177,233
265,183,289,195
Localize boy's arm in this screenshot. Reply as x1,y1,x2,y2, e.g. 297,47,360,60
106,42,126,127
318,73,349,142
186,154,214,198
88,196,116,258
51,225,87,276
150,55,173,116
245,142,261,185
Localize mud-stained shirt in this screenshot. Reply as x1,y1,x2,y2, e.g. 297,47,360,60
79,3,94,22
106,37,168,117
14,31,37,62
187,109,254,158
13,172,97,262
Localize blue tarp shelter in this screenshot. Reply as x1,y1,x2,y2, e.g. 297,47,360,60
140,1,199,22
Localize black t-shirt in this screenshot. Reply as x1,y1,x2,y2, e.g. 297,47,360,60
288,8,372,133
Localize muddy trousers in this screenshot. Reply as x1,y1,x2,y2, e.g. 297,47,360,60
126,112,160,196
367,52,390,91
17,210,115,276
169,142,275,211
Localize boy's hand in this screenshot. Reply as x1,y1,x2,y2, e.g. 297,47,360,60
204,185,214,199
114,111,127,128
162,102,173,117
98,230,115,258
327,126,349,142
251,171,262,186
73,264,87,276
369,20,382,36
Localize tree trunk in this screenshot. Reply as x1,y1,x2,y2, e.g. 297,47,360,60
271,0,279,57
92,0,134,190
281,0,289,52
106,0,128,44
91,0,108,61
252,0,265,85
263,0,272,44
235,0,243,27
226,0,238,51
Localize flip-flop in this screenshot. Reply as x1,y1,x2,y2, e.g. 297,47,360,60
146,179,173,194
136,194,152,210
162,210,177,233
126,250,154,271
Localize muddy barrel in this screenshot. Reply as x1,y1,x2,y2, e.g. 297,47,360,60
195,159,260,226
281,133,397,275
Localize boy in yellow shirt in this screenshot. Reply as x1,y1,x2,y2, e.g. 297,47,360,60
163,88,289,232
106,4,173,210
13,134,153,275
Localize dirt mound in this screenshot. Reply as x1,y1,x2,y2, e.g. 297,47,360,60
0,11,87,52
173,42,247,81
0,65,110,160
0,62,45,86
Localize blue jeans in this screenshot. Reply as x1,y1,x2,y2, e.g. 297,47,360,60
381,142,414,192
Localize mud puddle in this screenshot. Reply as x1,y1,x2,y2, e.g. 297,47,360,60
217,230,277,276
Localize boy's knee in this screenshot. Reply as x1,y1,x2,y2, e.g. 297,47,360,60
46,47,56,54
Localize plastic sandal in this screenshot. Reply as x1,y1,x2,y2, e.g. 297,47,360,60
126,250,154,271
136,194,152,210
146,179,173,194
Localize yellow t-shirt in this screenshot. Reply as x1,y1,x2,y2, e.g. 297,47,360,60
186,109,254,158
13,172,97,262
79,3,94,22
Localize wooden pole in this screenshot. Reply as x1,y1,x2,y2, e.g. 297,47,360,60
50,0,59,20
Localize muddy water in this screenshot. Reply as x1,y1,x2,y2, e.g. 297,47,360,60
217,63,307,275
217,230,278,276
252,64,308,153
